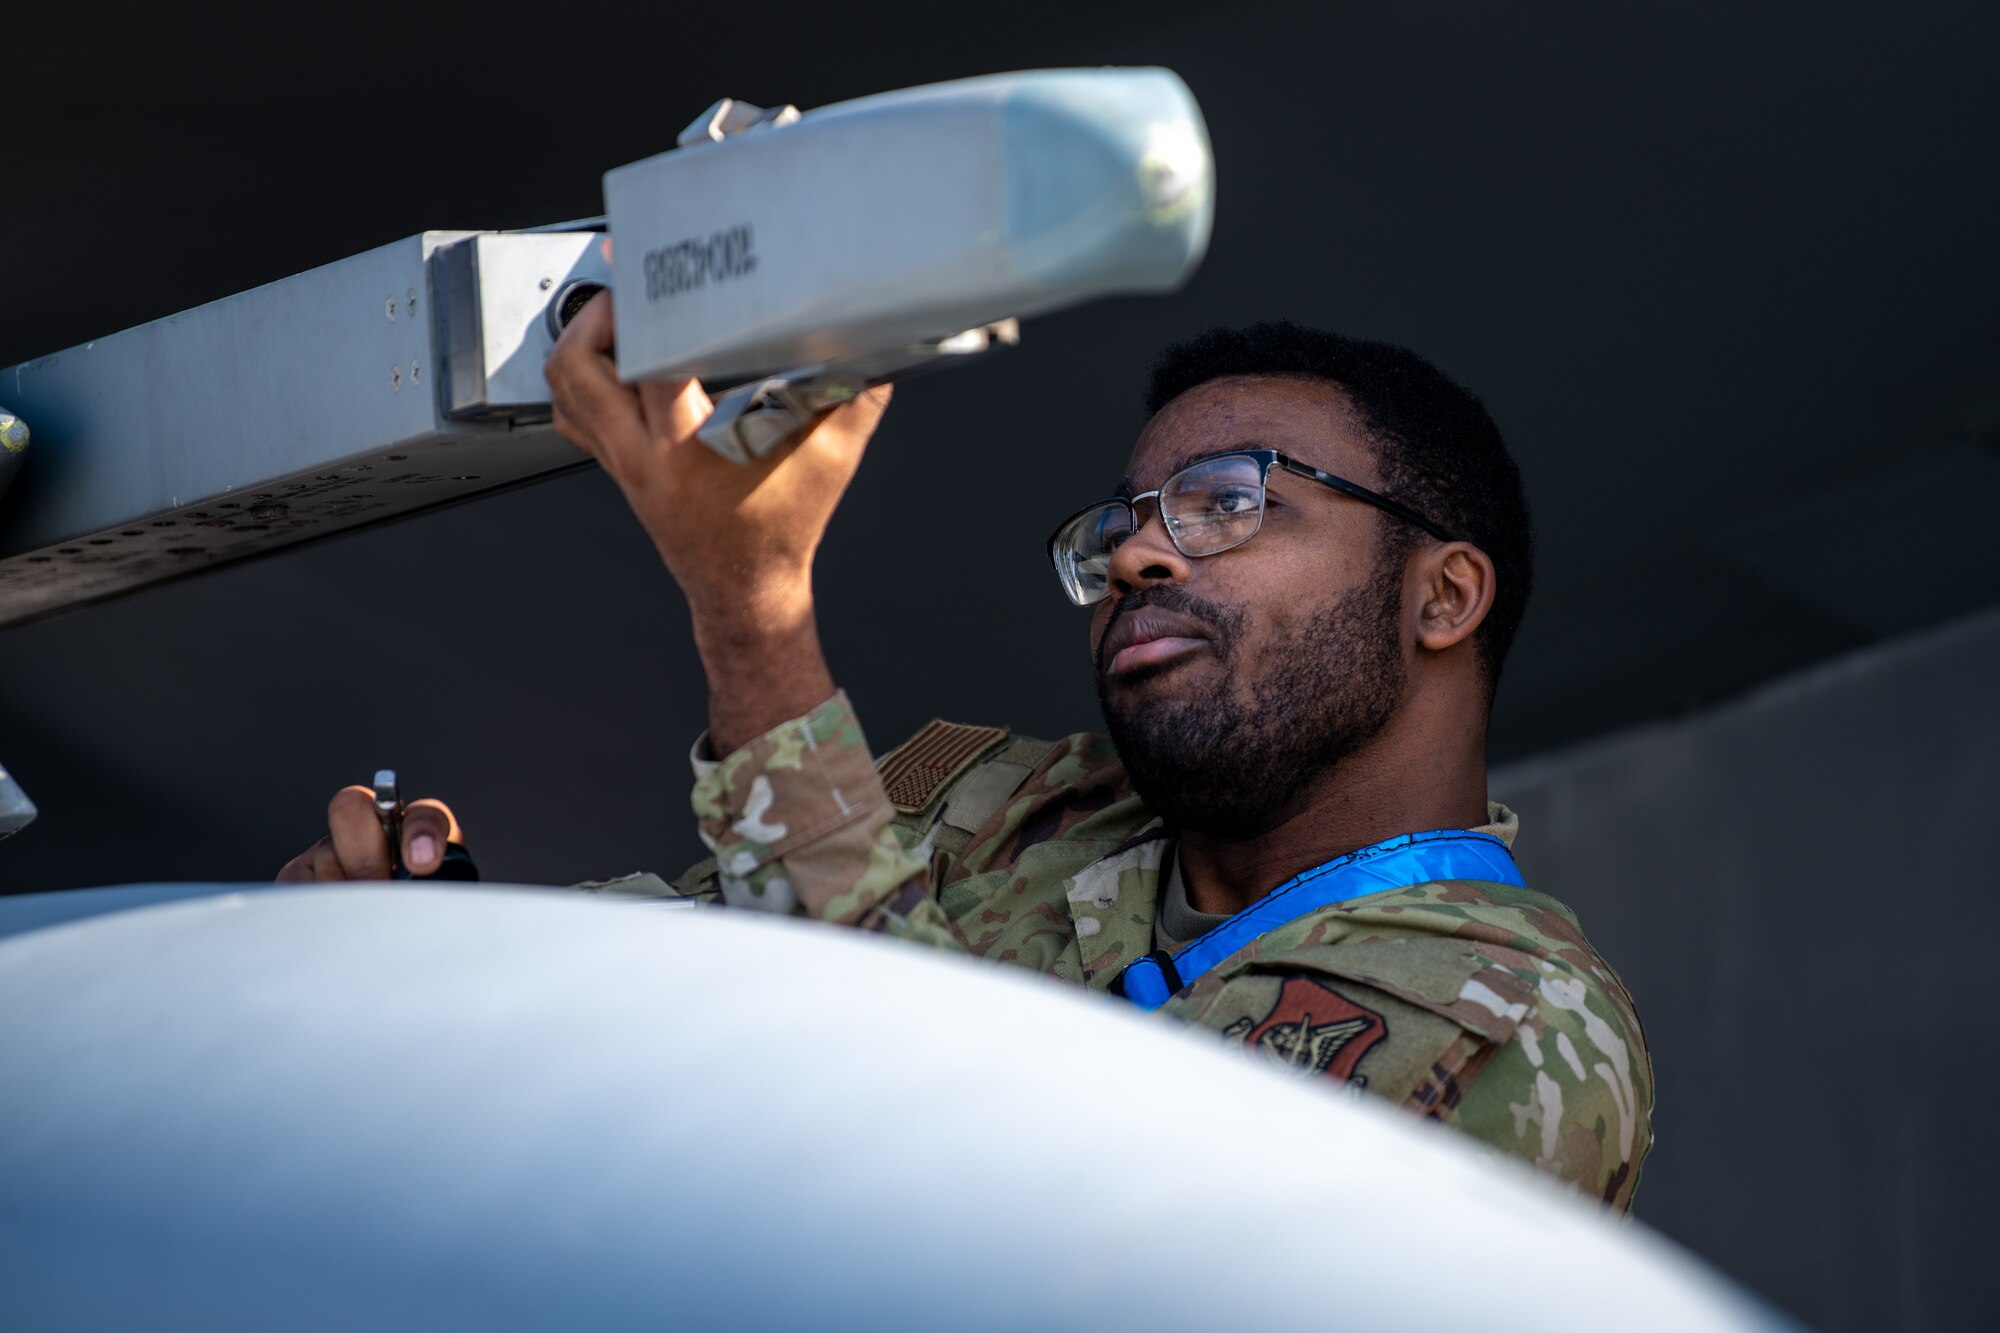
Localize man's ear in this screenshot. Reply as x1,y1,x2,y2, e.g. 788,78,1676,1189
1413,542,1495,653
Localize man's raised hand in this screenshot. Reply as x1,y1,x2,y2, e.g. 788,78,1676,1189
276,789,465,883
544,289,891,630
544,289,889,753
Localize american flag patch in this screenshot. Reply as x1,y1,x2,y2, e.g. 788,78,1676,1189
876,720,1010,814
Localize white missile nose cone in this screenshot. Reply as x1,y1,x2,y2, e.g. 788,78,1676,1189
1003,69,1215,292
1139,120,1212,222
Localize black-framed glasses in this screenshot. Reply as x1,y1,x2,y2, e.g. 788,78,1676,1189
1046,448,1459,607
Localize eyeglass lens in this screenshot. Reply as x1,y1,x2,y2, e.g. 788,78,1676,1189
1160,453,1265,557
1052,453,1268,605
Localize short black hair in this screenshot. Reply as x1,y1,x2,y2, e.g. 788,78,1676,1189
1144,321,1534,690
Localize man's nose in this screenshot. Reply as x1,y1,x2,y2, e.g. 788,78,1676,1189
1106,507,1192,597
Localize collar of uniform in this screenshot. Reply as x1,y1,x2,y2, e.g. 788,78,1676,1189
1476,800,1519,849
1157,851,1224,952
688,732,722,782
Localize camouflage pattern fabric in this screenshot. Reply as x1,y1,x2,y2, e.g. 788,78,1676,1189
671,691,1654,1212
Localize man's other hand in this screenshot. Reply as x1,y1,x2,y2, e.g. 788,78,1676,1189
276,788,465,882
544,288,892,630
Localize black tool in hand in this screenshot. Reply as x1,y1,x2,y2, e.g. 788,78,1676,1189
372,769,480,882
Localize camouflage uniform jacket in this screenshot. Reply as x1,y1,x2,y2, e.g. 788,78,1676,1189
619,691,1653,1212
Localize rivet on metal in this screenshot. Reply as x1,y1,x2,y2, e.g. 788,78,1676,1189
390,364,403,391
385,297,397,321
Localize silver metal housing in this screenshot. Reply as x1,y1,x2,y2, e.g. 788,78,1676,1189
0,231,600,630
0,67,1214,629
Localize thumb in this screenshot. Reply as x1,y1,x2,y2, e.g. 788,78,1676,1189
636,377,716,448
400,798,465,874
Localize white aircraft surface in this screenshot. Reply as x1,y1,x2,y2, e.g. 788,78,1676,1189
0,883,1798,1331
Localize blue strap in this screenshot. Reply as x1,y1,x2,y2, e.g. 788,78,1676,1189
1113,828,1525,1011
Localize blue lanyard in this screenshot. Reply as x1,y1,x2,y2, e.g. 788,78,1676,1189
1111,828,1526,1011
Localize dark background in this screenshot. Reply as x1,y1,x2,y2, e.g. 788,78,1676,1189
5,2,1998,1327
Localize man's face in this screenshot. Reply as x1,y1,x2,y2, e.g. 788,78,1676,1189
1092,374,1411,840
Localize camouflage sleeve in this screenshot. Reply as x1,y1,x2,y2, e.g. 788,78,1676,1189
1440,965,1654,1214
687,691,963,945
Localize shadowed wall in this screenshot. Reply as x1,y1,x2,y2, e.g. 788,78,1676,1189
1496,605,2000,1332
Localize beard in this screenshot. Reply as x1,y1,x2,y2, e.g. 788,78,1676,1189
1095,563,1406,842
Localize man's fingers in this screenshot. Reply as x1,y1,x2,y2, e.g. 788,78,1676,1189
276,837,349,883
810,383,894,460
635,376,715,452
282,791,467,882
276,837,329,883
307,839,351,882
399,798,464,876
546,291,647,466
565,284,616,356
845,382,894,425
327,785,395,880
